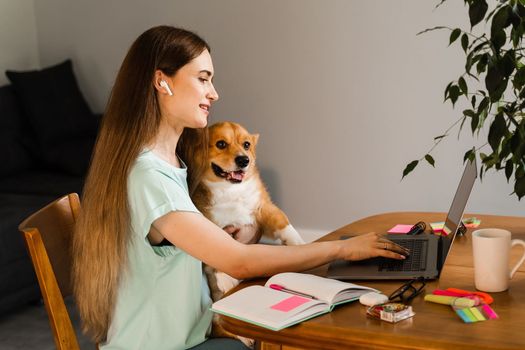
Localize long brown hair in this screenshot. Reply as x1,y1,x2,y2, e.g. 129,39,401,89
72,26,210,342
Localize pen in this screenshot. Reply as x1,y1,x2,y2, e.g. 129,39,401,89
407,222,426,235
269,284,318,300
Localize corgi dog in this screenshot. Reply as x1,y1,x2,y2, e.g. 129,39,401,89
191,121,304,344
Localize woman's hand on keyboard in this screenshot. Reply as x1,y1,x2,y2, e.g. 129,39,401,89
340,232,410,261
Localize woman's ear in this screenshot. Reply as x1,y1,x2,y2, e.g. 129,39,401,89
154,70,173,96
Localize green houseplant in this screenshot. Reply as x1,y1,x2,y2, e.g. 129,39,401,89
403,0,525,199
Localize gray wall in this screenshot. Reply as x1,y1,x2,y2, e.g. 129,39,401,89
6,1,523,238
0,0,39,85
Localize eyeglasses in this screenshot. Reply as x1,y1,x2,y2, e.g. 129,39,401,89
388,277,426,303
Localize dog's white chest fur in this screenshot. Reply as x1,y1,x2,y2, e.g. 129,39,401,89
204,178,260,227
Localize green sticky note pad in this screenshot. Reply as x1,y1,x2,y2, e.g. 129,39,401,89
469,307,486,321
461,308,478,322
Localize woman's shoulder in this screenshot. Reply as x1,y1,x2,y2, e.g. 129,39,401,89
129,150,189,190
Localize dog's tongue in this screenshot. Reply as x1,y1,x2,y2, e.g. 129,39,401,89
228,171,244,181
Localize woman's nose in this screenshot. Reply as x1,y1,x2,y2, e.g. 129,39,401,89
208,84,219,101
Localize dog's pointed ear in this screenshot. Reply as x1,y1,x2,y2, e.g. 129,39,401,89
252,133,259,145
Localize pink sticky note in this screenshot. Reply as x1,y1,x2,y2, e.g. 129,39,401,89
388,224,413,234
270,295,310,312
481,304,499,319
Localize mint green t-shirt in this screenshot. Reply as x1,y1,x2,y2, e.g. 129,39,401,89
101,149,213,350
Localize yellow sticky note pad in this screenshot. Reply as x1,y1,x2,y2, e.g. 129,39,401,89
430,222,445,235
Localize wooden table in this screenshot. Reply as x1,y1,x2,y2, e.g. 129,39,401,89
218,212,525,350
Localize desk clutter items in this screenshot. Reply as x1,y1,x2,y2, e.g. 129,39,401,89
359,292,389,306
430,217,481,235
388,222,426,235
463,217,481,228
407,222,426,235
432,288,493,304
430,222,447,235
387,224,414,234
211,272,378,331
366,303,415,323
365,278,423,323
424,288,498,323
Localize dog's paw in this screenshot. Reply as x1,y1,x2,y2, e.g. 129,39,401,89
215,271,241,294
276,224,305,245
238,336,255,349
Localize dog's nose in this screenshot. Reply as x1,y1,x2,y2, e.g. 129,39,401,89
235,155,250,168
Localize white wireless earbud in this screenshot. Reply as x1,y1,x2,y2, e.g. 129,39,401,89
160,80,173,96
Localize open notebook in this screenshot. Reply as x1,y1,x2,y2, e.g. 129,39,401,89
211,272,377,331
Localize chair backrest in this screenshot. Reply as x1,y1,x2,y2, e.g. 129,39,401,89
19,193,81,350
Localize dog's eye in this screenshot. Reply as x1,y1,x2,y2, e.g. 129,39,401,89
243,142,251,150
216,140,227,149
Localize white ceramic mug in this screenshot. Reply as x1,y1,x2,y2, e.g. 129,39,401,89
472,228,525,292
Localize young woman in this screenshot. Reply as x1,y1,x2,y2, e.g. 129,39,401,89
72,25,408,350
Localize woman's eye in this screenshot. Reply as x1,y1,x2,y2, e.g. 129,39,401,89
243,142,251,150
199,77,208,83
216,140,227,149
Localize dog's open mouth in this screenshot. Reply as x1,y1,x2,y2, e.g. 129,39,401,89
212,163,245,183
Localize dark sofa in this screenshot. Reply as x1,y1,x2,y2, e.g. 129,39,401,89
0,60,99,315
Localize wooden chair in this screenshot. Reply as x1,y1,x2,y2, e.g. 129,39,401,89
18,193,81,350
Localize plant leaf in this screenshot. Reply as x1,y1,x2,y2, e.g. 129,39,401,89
478,96,489,113
513,66,525,90
449,28,461,45
491,5,511,39
500,136,512,160
511,132,521,158
425,154,435,167
448,85,461,106
514,174,525,200
444,81,453,101
505,160,514,182
461,33,469,52
488,114,507,152
476,53,489,74
463,109,476,118
471,113,480,133
491,29,507,52
500,49,516,76
485,64,504,101
480,164,484,181
458,77,468,95
434,134,447,141
464,148,476,162
402,160,419,179
469,0,489,28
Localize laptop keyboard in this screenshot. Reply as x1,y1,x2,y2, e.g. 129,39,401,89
378,239,428,272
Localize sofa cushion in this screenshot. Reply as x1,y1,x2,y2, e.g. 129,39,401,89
0,85,33,177
0,193,57,314
0,262,40,315
5,60,98,143
41,135,95,176
5,60,99,174
0,257,39,295
0,171,84,196
0,194,57,265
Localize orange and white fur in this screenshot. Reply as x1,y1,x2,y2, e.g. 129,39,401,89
191,121,304,344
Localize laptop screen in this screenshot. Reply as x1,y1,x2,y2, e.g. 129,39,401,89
440,158,477,266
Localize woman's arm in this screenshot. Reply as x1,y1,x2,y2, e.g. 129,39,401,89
152,211,407,279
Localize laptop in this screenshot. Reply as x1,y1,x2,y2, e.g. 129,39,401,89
327,158,477,280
